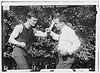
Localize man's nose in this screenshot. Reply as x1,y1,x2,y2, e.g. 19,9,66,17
34,21,37,24
55,25,57,27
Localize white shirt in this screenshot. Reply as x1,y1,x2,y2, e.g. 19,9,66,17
50,25,80,55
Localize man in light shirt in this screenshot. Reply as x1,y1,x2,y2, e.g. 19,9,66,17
46,15,80,69
9,11,47,69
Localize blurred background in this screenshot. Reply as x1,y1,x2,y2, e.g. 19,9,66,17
2,5,96,71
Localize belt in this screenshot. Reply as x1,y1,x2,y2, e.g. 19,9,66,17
58,50,74,61
13,44,28,52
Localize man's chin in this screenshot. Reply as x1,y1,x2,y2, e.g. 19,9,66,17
30,25,35,28
57,28,60,31
31,26,35,28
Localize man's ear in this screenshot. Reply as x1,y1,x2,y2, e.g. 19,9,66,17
61,22,65,26
27,18,30,21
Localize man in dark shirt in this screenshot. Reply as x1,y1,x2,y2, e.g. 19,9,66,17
9,11,47,69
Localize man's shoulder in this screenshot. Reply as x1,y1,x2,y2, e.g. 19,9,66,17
62,25,72,32
14,24,24,33
65,25,74,32
61,25,76,36
15,24,23,29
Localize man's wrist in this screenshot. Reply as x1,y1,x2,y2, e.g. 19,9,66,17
47,31,51,35
13,42,23,47
49,31,54,36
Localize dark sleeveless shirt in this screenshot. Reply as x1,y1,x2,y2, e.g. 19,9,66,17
12,24,34,57
15,24,33,45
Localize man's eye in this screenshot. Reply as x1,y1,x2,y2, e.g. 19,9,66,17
33,20,36,21
55,23,57,25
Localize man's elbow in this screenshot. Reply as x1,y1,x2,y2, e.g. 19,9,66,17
8,38,11,43
74,39,81,48
52,37,59,40
8,37,13,43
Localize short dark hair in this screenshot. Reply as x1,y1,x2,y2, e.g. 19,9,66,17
58,15,67,23
27,10,38,19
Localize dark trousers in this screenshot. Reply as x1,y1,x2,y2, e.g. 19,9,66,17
12,46,30,69
13,56,29,69
56,54,75,69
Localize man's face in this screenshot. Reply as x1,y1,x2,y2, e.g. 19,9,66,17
54,18,63,30
28,17,37,27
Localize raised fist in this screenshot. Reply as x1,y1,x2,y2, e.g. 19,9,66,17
45,28,51,34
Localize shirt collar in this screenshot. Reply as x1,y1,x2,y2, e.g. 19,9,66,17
61,25,68,33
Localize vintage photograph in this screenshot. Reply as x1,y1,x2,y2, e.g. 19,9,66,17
1,1,98,72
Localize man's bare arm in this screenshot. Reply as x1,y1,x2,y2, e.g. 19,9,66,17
33,28,47,37
9,25,26,47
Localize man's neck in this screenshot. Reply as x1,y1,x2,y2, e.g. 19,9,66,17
61,25,65,31
24,22,30,29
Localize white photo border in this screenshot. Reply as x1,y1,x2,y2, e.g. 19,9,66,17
0,0,100,72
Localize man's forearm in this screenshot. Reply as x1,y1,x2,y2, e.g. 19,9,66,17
35,31,47,37
9,37,22,45
50,31,59,40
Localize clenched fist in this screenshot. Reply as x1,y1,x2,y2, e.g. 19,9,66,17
20,42,26,48
45,28,51,34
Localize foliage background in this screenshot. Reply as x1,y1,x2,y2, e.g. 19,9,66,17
2,5,96,71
